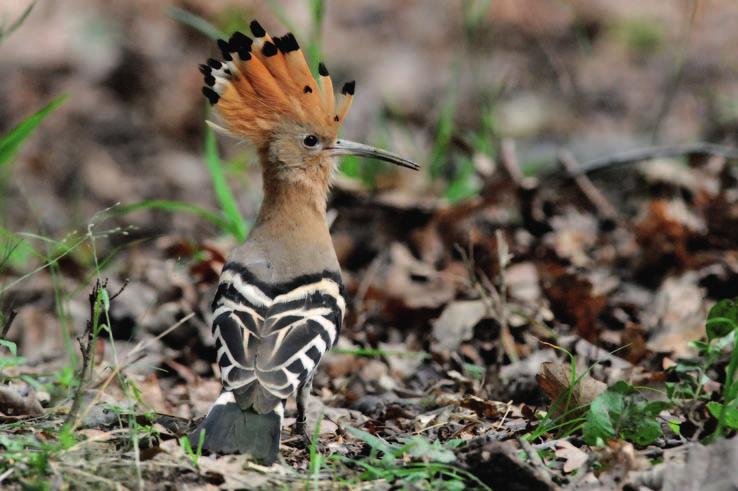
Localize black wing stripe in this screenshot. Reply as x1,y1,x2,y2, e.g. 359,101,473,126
213,283,267,314
221,262,343,297
305,345,322,365
212,301,262,389
265,314,304,333
232,310,260,335
210,266,346,401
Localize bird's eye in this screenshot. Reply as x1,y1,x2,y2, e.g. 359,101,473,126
303,135,319,148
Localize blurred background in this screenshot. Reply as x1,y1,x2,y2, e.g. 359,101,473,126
3,0,737,237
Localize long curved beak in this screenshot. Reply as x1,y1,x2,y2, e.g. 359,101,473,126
327,139,420,171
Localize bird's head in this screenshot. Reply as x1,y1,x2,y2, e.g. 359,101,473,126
200,21,419,196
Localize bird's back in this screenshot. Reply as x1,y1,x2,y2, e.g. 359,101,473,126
211,242,346,414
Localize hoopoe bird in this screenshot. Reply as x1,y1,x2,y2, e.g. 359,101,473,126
190,20,420,464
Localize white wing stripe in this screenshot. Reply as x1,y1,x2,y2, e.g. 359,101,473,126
214,300,264,322
273,278,341,304
219,270,273,306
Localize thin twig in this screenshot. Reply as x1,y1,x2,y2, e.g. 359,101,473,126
63,279,128,429
63,280,104,428
1,309,18,340
558,150,618,221
455,235,518,364
0,468,13,485
499,138,537,190
495,400,513,430
650,0,699,143
573,142,738,176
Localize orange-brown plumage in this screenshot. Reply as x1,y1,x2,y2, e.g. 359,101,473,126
201,21,354,151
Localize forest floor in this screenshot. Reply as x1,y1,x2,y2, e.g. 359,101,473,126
2,1,738,490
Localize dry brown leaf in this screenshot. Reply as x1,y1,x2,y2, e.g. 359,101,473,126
431,300,487,351
0,383,43,419
645,272,706,356
539,264,607,342
536,361,606,419
382,243,457,309
555,440,588,473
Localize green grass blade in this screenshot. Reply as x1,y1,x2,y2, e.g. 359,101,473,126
308,413,324,488
332,347,429,358
264,0,323,73
115,199,231,231
264,0,298,34
166,6,225,40
429,65,459,179
0,95,67,169
204,124,248,241
306,0,325,73
0,1,36,43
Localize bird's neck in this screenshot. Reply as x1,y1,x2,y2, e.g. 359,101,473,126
256,167,328,229
245,161,337,278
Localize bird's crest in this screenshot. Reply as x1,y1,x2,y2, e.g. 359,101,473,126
200,20,355,146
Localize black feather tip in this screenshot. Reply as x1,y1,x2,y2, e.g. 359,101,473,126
202,87,219,105
204,74,215,86
273,35,285,53
281,33,299,53
228,31,252,51
318,62,329,76
250,20,266,38
217,39,232,61
207,58,222,69
341,80,355,95
261,41,278,57
238,48,252,61
199,64,211,75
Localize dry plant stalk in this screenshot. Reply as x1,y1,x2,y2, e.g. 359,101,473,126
64,278,127,429
0,309,17,340
457,230,518,364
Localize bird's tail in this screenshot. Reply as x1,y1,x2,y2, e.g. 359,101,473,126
188,391,282,465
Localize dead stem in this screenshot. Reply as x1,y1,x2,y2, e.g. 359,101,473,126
456,231,519,364
64,279,127,429
0,309,17,340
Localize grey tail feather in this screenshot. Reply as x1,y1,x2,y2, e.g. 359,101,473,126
189,391,282,465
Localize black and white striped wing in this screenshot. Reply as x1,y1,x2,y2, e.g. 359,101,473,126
255,276,345,399
211,267,272,390
210,263,345,403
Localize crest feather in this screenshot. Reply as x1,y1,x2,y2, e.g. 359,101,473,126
200,20,355,147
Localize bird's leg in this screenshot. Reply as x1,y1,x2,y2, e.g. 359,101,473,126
294,376,313,446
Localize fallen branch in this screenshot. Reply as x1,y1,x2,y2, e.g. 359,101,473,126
518,437,555,488
572,142,738,177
